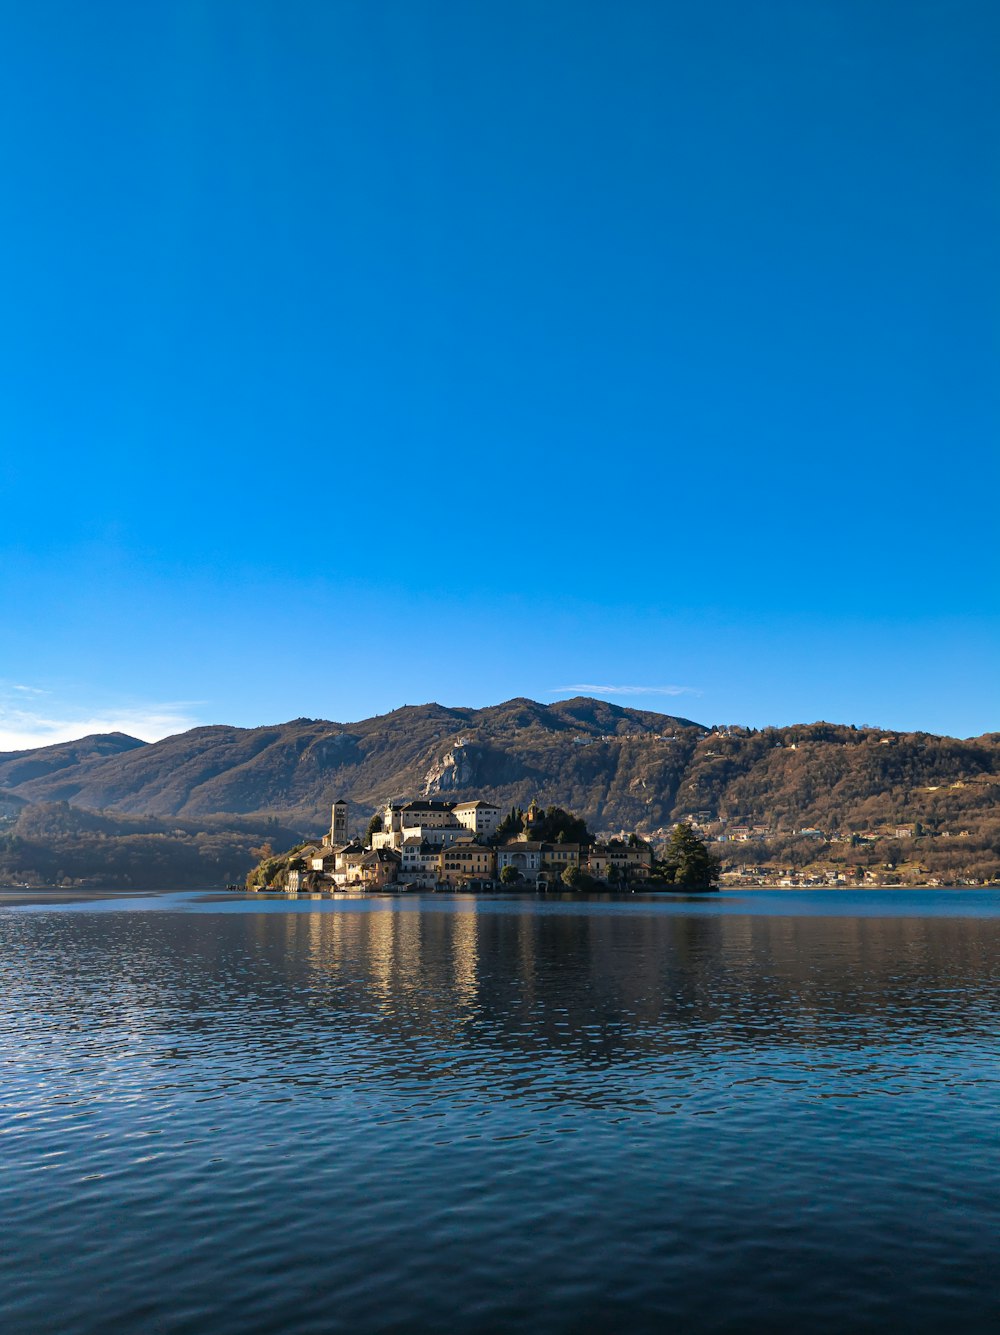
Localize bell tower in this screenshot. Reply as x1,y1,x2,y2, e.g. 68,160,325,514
331,799,348,845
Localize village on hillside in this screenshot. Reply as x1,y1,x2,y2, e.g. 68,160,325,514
260,797,657,892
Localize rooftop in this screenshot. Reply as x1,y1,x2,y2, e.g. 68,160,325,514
360,847,402,866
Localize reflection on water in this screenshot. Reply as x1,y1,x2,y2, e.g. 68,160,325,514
1,894,998,1333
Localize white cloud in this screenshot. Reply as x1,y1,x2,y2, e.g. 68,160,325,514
550,684,702,698
0,688,203,752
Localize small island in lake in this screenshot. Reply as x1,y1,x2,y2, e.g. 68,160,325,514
247,797,720,894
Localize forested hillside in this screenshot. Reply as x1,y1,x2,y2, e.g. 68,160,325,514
1,699,998,886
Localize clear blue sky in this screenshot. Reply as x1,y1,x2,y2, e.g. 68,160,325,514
1,0,997,747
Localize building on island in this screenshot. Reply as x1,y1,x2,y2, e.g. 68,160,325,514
542,843,582,874
358,847,402,888
439,843,495,887
495,842,544,881
400,839,443,886
452,800,503,839
331,799,349,845
372,798,503,851
279,795,654,891
587,847,609,878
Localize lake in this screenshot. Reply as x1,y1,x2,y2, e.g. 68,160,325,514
1,889,998,1333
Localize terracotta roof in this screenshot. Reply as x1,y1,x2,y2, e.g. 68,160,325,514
452,800,501,810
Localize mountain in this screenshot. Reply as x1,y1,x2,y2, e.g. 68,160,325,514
1,698,998,886
0,731,146,788
4,698,705,828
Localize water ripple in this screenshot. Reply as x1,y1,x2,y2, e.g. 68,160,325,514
0,895,998,1332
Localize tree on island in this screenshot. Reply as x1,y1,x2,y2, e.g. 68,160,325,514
492,807,525,845
526,804,592,847
561,864,603,892
365,813,383,845
492,804,592,848
499,864,522,885
658,824,720,891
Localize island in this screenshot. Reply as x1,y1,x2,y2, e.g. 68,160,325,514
246,797,720,894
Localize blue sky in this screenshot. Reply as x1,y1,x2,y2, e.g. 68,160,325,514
1,0,998,747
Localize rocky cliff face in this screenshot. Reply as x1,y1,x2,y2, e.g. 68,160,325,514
423,740,531,794
423,745,476,793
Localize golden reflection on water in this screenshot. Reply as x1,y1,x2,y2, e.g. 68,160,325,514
366,908,397,1008
259,904,1000,1064
451,905,479,1012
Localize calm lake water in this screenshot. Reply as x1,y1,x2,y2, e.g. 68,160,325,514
1,890,998,1333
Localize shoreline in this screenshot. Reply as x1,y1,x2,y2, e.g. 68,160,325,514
4,880,1000,896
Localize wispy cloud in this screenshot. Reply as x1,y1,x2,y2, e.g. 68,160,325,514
550,684,702,698
0,685,204,751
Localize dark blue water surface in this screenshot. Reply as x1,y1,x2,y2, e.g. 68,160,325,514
1,890,998,1333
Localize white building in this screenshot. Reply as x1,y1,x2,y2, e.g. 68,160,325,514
373,797,501,851
400,838,442,885
453,800,502,839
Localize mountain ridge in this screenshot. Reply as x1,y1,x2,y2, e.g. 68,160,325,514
1,698,997,887
1,698,706,826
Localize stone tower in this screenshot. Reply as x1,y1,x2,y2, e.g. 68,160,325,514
331,799,348,845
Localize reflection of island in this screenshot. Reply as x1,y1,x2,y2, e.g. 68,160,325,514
12,903,995,1112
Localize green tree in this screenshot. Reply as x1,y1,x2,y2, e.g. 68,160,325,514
499,864,521,885
493,807,524,845
365,813,383,845
528,805,592,846
561,864,603,892
659,824,720,891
